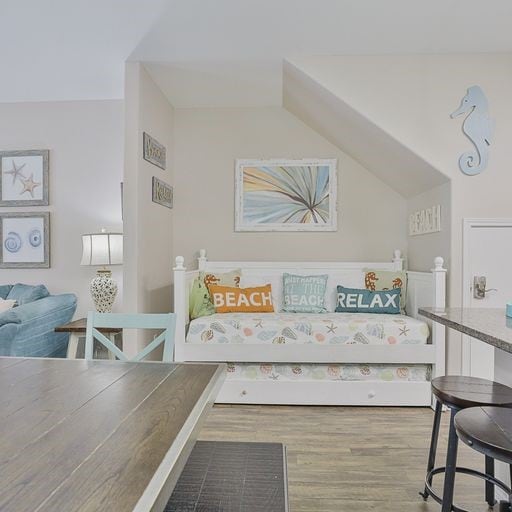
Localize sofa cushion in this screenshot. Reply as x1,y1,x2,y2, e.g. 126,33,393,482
7,284,49,306
0,309,22,327
0,285,12,299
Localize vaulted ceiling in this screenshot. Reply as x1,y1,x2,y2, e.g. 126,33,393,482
3,0,512,104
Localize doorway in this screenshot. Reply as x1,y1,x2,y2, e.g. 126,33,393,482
462,218,512,378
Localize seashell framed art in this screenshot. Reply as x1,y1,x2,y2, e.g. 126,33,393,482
0,212,50,268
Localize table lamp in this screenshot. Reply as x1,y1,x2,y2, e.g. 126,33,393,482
80,229,123,312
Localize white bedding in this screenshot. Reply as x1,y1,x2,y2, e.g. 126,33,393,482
186,312,430,346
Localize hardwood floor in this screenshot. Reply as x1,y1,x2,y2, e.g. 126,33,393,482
200,405,496,511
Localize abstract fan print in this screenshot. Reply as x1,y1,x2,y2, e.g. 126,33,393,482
235,159,337,232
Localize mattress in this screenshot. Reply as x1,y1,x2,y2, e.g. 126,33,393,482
225,362,431,382
186,312,430,346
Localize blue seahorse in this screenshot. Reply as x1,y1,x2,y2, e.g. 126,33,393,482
451,85,493,176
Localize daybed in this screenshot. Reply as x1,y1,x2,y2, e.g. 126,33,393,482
173,250,446,406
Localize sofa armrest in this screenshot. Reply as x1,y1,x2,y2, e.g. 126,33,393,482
0,294,77,326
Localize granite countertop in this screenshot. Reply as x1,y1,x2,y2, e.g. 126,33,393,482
419,307,512,354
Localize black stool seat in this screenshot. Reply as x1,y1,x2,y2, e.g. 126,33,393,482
455,407,512,465
422,376,512,512
432,376,512,409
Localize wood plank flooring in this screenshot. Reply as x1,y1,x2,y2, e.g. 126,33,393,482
200,405,495,511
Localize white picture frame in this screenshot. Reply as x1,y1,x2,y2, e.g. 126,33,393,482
0,212,50,268
235,158,338,232
0,150,49,206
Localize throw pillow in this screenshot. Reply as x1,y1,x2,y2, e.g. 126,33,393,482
365,269,407,313
335,286,401,314
189,269,241,319
6,284,49,306
210,284,274,313
282,273,328,313
0,298,16,313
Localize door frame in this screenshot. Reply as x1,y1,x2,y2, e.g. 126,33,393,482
462,218,512,375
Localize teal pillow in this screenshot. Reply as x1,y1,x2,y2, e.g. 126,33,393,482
335,286,401,314
7,284,49,306
0,285,12,299
282,273,328,313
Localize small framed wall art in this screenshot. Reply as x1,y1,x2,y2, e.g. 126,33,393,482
152,177,173,209
143,132,166,170
0,212,50,268
235,158,338,232
0,150,49,206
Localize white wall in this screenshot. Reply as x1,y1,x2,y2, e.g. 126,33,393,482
123,63,174,326
173,106,407,268
0,100,124,317
290,54,512,372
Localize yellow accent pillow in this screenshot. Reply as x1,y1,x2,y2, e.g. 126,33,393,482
209,284,274,313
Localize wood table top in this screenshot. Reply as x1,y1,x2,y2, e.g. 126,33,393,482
54,317,121,333
419,307,512,354
0,357,225,512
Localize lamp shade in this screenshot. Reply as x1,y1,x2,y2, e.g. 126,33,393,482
80,232,123,266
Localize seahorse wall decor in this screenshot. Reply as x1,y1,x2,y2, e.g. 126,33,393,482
451,85,493,176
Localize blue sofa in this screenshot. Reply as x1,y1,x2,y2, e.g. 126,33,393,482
0,284,77,358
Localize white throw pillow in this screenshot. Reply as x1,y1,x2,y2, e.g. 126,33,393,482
0,299,16,313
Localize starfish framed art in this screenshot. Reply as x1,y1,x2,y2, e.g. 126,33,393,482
0,150,49,206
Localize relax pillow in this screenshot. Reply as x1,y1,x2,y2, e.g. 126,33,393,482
335,286,401,314
210,284,274,313
365,269,407,313
7,284,49,306
282,273,328,313
189,269,241,319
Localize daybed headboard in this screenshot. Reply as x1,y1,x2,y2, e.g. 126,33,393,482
173,250,446,349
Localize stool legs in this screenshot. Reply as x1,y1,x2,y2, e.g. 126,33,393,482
485,455,496,506
441,408,459,512
421,399,443,500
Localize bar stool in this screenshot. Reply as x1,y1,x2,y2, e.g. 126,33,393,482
455,406,512,512
420,376,512,512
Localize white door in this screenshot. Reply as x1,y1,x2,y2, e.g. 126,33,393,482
462,219,512,379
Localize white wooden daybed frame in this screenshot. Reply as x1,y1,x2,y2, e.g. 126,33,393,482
173,250,446,406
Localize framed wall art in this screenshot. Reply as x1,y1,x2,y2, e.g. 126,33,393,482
143,132,166,170
0,212,50,268
0,150,49,206
152,177,173,209
235,158,338,232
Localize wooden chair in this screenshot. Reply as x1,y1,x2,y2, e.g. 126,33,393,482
85,311,176,362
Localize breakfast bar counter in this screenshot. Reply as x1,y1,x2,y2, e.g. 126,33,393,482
419,307,512,354
419,307,512,490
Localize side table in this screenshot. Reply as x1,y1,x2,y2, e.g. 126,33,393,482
55,318,122,359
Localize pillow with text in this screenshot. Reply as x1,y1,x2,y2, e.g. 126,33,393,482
189,269,241,319
335,286,401,314
210,284,274,313
282,273,328,313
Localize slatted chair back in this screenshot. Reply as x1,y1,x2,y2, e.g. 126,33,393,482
85,312,176,362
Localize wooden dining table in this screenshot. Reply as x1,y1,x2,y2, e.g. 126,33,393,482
0,357,225,512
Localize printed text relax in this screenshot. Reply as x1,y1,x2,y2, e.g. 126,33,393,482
337,292,398,309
